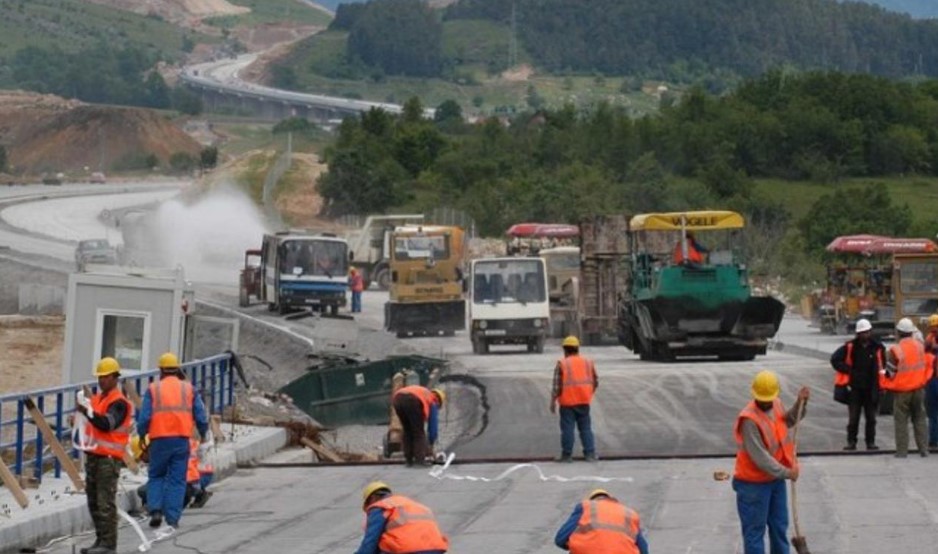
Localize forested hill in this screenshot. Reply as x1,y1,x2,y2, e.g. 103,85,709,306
446,0,938,78
864,0,938,19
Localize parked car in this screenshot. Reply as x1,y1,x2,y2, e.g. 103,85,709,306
89,172,107,184
75,239,118,271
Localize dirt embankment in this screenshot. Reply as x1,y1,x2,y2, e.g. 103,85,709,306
0,316,64,394
0,91,202,175
82,0,249,25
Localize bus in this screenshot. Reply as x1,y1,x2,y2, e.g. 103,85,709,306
259,232,349,315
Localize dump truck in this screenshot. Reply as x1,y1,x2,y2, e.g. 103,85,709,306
617,210,785,361
384,225,467,337
344,214,424,290
892,252,938,333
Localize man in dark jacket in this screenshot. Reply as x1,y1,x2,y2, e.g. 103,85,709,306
830,318,886,450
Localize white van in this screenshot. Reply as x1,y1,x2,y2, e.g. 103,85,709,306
469,257,550,354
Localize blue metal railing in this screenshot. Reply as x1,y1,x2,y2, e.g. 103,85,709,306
1,353,235,483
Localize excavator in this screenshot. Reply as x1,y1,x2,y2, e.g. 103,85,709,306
617,210,785,361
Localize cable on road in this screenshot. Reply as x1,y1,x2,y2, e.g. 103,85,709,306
428,452,634,484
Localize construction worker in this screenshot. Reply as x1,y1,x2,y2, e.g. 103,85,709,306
672,230,707,265
392,385,445,467
76,357,133,554
349,266,364,313
554,489,649,554
550,336,598,462
829,318,885,450
137,352,209,537
733,370,809,554
924,314,938,450
135,435,214,510
884,318,932,458
355,481,448,554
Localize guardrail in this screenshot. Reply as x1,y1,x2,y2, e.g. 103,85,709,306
0,353,235,483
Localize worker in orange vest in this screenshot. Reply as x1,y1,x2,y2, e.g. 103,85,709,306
672,230,707,266
924,314,938,450
885,318,932,458
136,352,209,537
829,318,885,450
554,489,649,554
349,266,364,313
733,370,809,554
550,336,598,462
76,357,133,554
392,385,445,467
355,481,448,554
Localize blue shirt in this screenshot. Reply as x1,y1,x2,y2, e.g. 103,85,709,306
428,402,439,445
136,376,209,438
554,502,649,553
353,502,446,554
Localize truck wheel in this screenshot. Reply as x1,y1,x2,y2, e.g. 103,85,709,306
330,304,338,316
375,268,391,290
268,303,277,312
534,337,545,354
278,303,288,315
238,286,249,307
472,339,488,354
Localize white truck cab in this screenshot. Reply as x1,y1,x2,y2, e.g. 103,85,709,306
469,257,550,354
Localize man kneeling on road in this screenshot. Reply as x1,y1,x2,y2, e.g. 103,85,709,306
355,481,448,554
554,489,649,554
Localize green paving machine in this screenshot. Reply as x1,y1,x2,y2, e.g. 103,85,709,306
617,210,785,361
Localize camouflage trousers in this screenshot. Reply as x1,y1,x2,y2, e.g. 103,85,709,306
85,453,122,549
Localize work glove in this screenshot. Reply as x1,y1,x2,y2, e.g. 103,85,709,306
76,390,94,418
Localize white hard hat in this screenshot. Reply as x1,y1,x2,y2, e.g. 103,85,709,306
896,317,917,334
855,319,872,333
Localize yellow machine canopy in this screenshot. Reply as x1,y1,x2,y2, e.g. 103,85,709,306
629,211,745,232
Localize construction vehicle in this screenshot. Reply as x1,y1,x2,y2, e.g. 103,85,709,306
469,256,550,354
384,225,467,338
344,214,424,290
256,232,349,315
617,211,785,361
540,246,581,302
506,222,579,256
238,249,262,307
805,235,937,338
555,215,631,344
892,252,938,334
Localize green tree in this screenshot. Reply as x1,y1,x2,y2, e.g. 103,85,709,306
169,152,196,173
200,146,219,170
171,87,203,115
0,145,7,173
270,64,298,90
347,0,443,77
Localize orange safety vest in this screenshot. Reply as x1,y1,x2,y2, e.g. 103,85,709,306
88,389,133,460
672,240,703,265
370,495,449,553
557,355,596,407
733,399,796,483
568,498,640,554
885,338,930,392
394,385,436,420
187,438,200,483
836,341,885,387
148,376,195,439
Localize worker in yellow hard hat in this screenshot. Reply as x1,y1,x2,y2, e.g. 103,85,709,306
136,352,209,535
391,385,446,467
732,370,809,554
77,357,134,554
550,336,599,463
356,481,448,553
554,489,649,553
926,314,938,450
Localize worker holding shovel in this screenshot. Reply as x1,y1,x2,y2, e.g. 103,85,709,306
733,370,809,554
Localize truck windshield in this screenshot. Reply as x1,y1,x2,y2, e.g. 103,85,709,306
544,252,579,271
394,235,449,261
473,259,546,304
280,239,348,278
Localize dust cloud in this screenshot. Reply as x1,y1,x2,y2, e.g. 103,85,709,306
148,185,270,284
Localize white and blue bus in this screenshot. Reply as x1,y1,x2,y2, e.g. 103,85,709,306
260,232,349,315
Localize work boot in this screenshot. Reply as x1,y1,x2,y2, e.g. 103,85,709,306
190,490,213,508
866,443,880,451
149,511,163,528
843,442,857,451
79,540,100,554
555,455,572,463
85,546,116,554
584,453,598,462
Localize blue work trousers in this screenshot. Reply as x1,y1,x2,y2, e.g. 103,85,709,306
351,291,362,313
733,478,789,554
147,437,190,526
926,377,938,445
559,404,595,457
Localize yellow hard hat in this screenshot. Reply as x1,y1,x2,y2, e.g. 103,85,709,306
587,488,611,500
94,357,121,377
362,481,391,505
350,266,357,274
751,370,780,402
433,388,446,406
929,314,938,328
562,336,580,348
158,352,180,369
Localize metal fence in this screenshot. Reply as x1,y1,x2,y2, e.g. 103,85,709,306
0,353,235,483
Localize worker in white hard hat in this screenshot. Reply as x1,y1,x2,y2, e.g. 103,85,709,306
554,489,649,553
829,318,886,450
77,358,134,554
884,318,931,458
550,336,599,463
732,370,809,554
